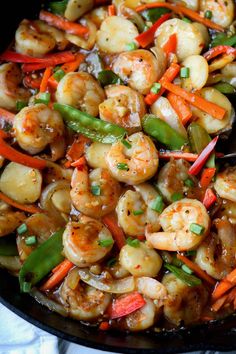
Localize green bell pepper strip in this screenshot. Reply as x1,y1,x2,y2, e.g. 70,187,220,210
213,82,235,94
164,263,202,287
0,235,18,256
98,70,123,86
141,7,171,24
48,0,68,15
54,103,127,144
142,114,187,150
19,229,64,292
211,33,236,48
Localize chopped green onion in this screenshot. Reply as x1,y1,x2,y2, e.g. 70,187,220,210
189,223,205,235
182,17,191,23
126,42,138,51
150,83,161,94
91,185,101,196
122,139,132,149
53,65,61,72
182,264,193,274
150,195,164,213
185,250,197,256
35,92,51,105
184,178,194,188
126,237,140,248
22,281,31,293
141,8,171,24
107,258,117,267
172,256,183,267
211,33,236,48
204,10,212,19
164,263,202,287
98,70,123,86
48,0,68,15
171,192,184,202
16,101,27,112
25,236,37,246
133,209,144,216
17,223,28,235
180,67,190,78
117,162,129,171
213,82,235,94
53,69,65,82
98,239,114,247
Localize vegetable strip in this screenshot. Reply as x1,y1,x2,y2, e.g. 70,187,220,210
110,292,146,319
162,33,177,55
167,92,192,125
204,45,236,61
0,192,42,214
202,188,217,209
39,67,53,93
108,5,116,16
102,215,126,249
0,108,15,123
188,137,218,175
22,52,75,72
41,259,74,291
200,168,216,188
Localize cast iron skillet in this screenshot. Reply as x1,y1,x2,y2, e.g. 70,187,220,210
1,1,236,352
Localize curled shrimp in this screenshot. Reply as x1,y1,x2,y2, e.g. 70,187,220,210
136,277,168,304
71,166,121,218
0,201,25,237
60,267,111,321
63,216,114,267
15,19,68,57
214,166,236,202
113,49,165,95
199,0,234,28
0,63,30,111
146,199,210,251
99,85,146,134
56,72,105,117
106,132,159,185
13,104,65,156
195,219,236,280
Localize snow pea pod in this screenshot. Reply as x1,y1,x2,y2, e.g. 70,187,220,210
164,263,202,287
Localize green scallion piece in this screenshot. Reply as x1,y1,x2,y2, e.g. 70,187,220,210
91,185,101,196
172,256,183,268
182,17,191,23
35,92,51,105
17,223,28,235
53,69,65,82
122,139,132,149
16,101,27,112
25,236,37,246
180,67,190,78
150,195,164,213
126,237,140,248
204,10,212,19
182,264,193,274
22,281,31,293
98,239,114,247
150,83,161,94
117,162,129,171
185,250,197,256
184,178,194,188
133,209,144,216
126,42,138,51
164,263,202,287
171,192,184,202
48,0,68,15
189,223,205,235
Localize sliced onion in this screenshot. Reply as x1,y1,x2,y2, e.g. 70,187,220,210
30,288,69,317
121,6,146,33
78,269,135,294
0,256,21,272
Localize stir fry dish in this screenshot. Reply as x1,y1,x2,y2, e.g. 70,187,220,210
0,0,236,333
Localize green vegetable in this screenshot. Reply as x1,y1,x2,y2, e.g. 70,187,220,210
16,101,27,112
182,264,193,274
17,223,28,235
141,7,171,24
185,250,197,256
164,263,202,287
0,235,18,256
25,236,37,246
48,0,68,15
126,237,140,248
117,162,129,170
172,256,183,268
19,229,64,292
86,51,104,79
98,239,114,247
180,67,190,78
182,17,191,23
133,209,144,215
171,192,184,202
98,70,123,86
54,103,127,144
189,223,205,235
35,92,51,105
142,114,187,150
22,282,31,293
91,185,101,196
213,82,235,94
184,178,194,188
188,122,211,154
126,42,138,51
122,139,132,149
150,83,161,94
53,69,65,82
211,33,236,48
204,10,212,19
107,258,117,267
150,195,164,213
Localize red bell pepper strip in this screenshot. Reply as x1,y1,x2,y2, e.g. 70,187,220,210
0,50,75,64
39,10,88,36
162,33,177,55
167,92,192,125
145,63,180,105
23,75,42,89
108,5,116,16
21,52,75,72
159,150,198,162
0,108,15,123
102,215,126,250
202,188,217,209
188,136,219,176
110,292,146,319
0,191,42,214
135,13,171,48
200,168,216,188
203,45,236,61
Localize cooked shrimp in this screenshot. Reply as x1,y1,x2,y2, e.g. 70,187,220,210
0,63,30,111
60,267,111,320
214,167,236,202
96,16,139,53
146,199,210,251
155,19,204,61
156,159,194,203
195,219,236,280
15,19,68,57
56,72,105,117
162,273,208,326
85,142,111,169
106,132,159,185
119,242,163,277
136,277,168,304
71,166,121,218
177,0,199,10
14,104,65,155
63,216,114,267
86,6,108,28
217,199,236,224
99,85,146,134
116,184,161,236
113,49,165,95
65,18,97,50
199,0,234,28
181,55,209,91
0,201,25,237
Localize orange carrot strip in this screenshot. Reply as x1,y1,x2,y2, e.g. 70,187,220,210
39,10,88,36
102,215,126,250
162,33,177,55
0,108,15,123
200,168,216,188
225,268,236,284
108,4,116,16
0,191,42,214
99,321,110,330
167,92,192,125
161,81,226,120
0,136,46,169
70,156,86,168
66,135,90,162
39,67,53,93
211,294,228,312
41,259,74,291
202,188,217,209
212,280,235,301
177,254,215,285
159,150,198,162
145,63,180,105
135,2,224,32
